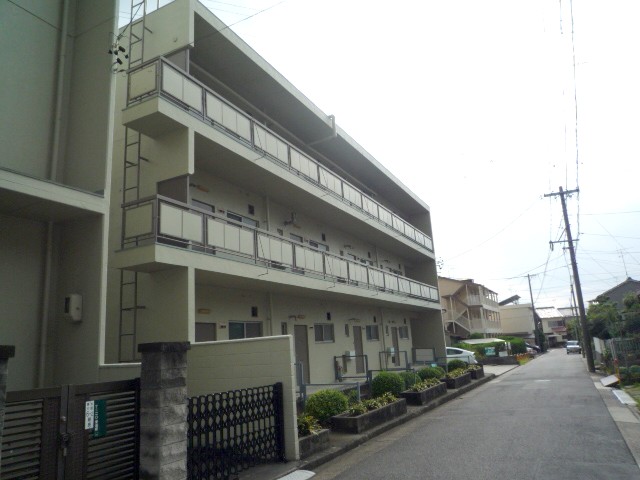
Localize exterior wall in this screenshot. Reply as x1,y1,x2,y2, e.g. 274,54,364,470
500,305,535,336
188,336,298,461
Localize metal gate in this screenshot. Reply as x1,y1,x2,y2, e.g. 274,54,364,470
187,382,285,480
1,379,140,479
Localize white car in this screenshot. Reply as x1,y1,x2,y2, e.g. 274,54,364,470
446,347,478,364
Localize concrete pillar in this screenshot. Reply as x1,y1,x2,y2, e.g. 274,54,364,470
138,342,190,480
0,345,16,475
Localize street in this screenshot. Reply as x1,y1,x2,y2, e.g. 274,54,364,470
311,349,640,480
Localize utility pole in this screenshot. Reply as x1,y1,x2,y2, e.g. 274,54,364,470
527,274,544,351
545,187,595,372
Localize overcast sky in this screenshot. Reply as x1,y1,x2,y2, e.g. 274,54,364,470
125,0,640,308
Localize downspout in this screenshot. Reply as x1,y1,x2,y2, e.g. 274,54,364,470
39,0,71,388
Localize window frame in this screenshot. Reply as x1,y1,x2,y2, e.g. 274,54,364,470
314,323,335,343
365,325,380,341
228,321,263,340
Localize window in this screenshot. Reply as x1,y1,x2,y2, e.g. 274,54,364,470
227,211,258,228
344,324,350,337
290,233,303,243
281,322,288,335
399,326,409,339
366,325,379,341
195,322,216,342
191,199,214,212
251,306,258,317
229,321,262,340
314,324,334,342
309,240,329,251
248,204,255,215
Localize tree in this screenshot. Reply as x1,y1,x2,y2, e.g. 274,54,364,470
587,295,621,339
622,293,640,336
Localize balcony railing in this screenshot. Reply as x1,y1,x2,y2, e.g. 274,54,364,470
125,58,433,252
466,294,499,309
121,195,439,303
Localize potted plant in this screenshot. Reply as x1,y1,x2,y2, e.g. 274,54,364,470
466,363,484,379
400,378,447,405
331,392,407,434
443,368,472,389
297,415,330,459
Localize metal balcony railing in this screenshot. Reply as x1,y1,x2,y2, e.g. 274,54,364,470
121,195,439,303
125,58,433,252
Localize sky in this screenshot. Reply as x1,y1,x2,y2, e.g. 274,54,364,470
122,1,640,308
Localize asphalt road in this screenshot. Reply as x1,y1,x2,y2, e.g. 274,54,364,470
312,349,640,480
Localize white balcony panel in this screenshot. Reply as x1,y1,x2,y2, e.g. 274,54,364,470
319,168,342,196
236,114,251,141
386,274,400,292
129,64,157,101
207,219,254,255
182,211,203,242
343,184,362,208
325,256,348,279
404,224,416,241
295,245,323,273
257,235,294,265
205,92,223,123
238,228,254,255
160,203,183,238
398,277,410,294
392,215,404,233
162,64,184,102
349,263,368,284
362,196,378,217
223,224,241,251
378,207,392,226
124,203,153,238
183,77,203,112
409,281,421,297
369,270,384,288
290,150,319,182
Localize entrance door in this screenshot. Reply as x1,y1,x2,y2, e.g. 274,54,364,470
294,324,310,384
391,327,400,366
353,325,365,374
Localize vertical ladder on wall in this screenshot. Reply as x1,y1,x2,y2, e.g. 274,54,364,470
118,0,150,362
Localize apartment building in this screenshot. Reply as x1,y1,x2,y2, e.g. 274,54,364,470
0,0,118,391
105,0,445,384
439,277,502,342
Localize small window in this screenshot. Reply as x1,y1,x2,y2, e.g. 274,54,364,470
399,326,409,339
290,233,303,243
321,233,326,241
227,211,258,228
314,324,334,342
344,324,350,337
347,253,357,261
326,312,331,321
309,240,329,251
366,325,379,341
277,228,284,236
195,322,216,342
229,321,262,340
248,204,255,215
251,306,258,317
281,322,288,335
192,199,214,212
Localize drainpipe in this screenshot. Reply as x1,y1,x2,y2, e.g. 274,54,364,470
38,0,71,388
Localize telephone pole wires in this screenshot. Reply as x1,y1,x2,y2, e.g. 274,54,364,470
544,186,595,372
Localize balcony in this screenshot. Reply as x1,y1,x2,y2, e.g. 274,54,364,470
466,294,499,309
120,195,439,303
124,58,433,253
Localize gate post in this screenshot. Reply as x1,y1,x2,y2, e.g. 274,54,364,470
0,345,16,474
138,342,190,480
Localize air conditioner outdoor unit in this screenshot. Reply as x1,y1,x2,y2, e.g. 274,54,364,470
344,350,355,359
386,347,395,354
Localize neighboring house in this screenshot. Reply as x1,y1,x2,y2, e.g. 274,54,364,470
499,304,537,340
105,0,445,384
0,0,118,391
591,277,640,309
536,306,567,346
439,277,501,342
558,306,580,339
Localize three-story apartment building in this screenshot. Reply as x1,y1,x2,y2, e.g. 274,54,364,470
106,0,445,383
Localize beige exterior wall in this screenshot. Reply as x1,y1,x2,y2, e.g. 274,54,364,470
188,336,298,461
500,304,535,336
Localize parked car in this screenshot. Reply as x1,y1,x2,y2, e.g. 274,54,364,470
566,340,581,354
525,342,541,353
446,347,478,364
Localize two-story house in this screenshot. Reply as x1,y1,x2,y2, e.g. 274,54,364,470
105,0,445,384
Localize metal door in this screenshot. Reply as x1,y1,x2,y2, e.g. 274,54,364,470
353,326,365,373
294,325,310,384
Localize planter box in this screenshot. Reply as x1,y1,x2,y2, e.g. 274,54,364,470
331,399,407,434
400,382,447,406
298,428,330,459
444,372,472,389
469,366,484,380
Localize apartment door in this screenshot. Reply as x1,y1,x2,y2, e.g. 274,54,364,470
294,324,310,384
391,326,400,366
353,325,365,374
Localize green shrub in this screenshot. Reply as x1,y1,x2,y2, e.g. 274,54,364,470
499,336,527,354
447,359,468,371
297,415,321,437
371,371,404,397
445,368,468,379
409,378,442,392
346,389,360,405
630,365,640,375
304,389,348,424
377,392,397,405
346,402,367,416
418,366,445,380
399,371,421,390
